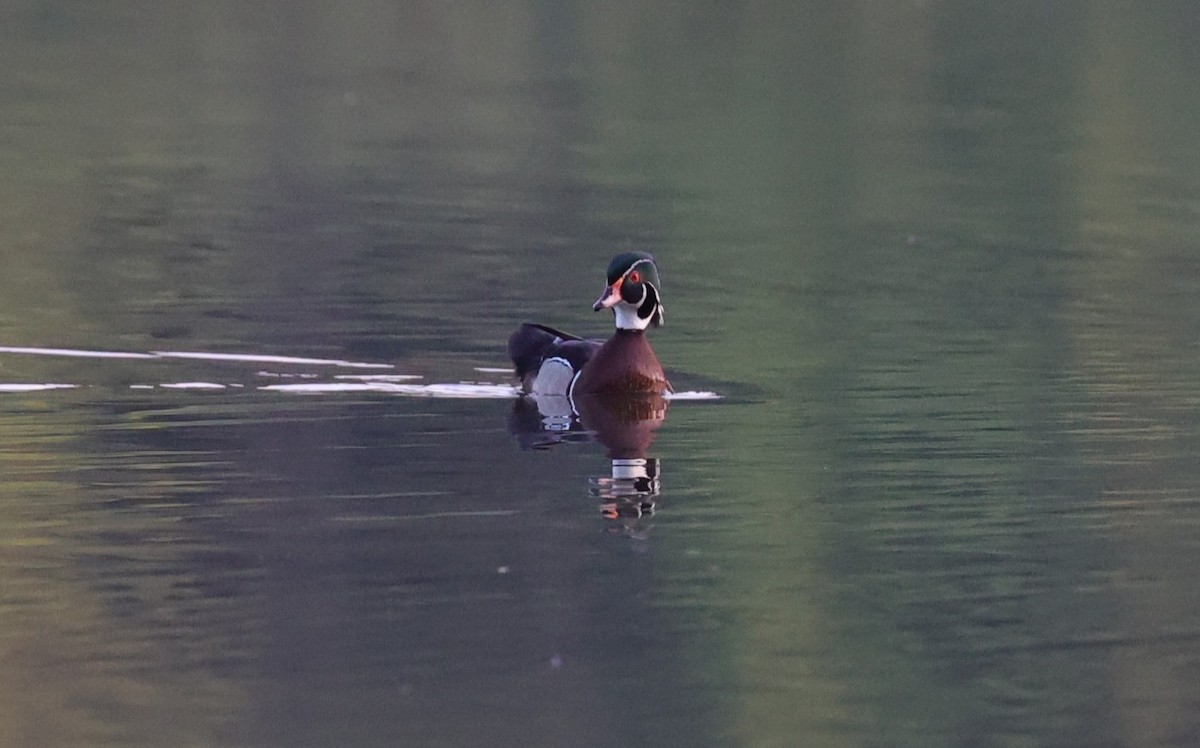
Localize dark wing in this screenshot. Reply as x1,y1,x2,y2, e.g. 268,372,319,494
508,323,601,382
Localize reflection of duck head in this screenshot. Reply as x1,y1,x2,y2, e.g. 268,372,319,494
576,392,666,521
506,391,668,524
590,456,659,521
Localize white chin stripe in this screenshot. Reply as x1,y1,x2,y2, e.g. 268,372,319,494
613,301,652,331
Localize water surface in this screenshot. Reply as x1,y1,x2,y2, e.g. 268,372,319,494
3,2,1200,747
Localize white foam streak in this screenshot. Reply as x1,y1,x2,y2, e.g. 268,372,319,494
0,346,723,401
333,374,424,381
0,346,155,359
665,391,722,400
265,383,722,401
262,382,522,398
155,351,393,369
0,345,392,369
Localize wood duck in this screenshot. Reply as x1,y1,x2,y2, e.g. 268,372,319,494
509,252,671,398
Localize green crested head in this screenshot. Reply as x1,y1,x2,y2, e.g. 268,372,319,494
594,252,665,331
605,251,661,289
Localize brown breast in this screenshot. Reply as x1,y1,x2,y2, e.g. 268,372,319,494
572,330,670,395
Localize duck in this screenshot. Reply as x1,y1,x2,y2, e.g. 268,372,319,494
509,251,671,398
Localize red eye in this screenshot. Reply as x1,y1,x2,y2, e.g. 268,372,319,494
628,270,641,283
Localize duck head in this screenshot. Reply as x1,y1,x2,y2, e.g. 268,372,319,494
592,252,665,331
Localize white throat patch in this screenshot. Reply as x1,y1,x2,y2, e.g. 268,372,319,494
613,300,651,331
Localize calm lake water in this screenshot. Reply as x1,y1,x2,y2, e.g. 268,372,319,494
3,3,1200,747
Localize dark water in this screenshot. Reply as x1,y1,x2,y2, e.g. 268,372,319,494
4,2,1200,746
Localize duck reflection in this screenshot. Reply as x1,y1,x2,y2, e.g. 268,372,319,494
508,392,667,524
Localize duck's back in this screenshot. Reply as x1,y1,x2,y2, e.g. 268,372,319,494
508,323,602,394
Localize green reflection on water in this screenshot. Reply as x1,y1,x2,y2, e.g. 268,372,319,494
2,1,1200,746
